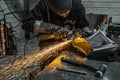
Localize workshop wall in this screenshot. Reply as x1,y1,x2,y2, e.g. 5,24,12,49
0,0,25,26
0,0,30,39
82,0,120,23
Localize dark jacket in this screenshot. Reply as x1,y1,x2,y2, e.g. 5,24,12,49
22,0,89,33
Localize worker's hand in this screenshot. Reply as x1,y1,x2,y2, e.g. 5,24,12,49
73,28,82,38
34,21,72,40
82,27,93,36
53,27,72,40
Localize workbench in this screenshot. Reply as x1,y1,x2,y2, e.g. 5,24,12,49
34,50,120,80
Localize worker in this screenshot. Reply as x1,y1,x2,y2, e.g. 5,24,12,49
22,0,93,40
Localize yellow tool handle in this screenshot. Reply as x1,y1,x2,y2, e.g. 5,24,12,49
37,34,55,41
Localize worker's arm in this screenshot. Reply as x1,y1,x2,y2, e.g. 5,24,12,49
22,0,67,33
22,0,72,40
22,0,45,33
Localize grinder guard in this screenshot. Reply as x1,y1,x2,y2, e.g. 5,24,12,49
86,30,119,61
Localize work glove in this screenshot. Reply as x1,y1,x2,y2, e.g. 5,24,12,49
53,27,72,40
82,26,93,37
72,28,82,38
34,21,62,33
34,21,72,40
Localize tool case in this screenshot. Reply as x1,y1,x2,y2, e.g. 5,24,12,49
107,23,120,37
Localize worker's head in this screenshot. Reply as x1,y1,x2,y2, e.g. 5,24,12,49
48,0,72,17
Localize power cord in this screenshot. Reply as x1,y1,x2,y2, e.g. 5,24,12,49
24,39,30,57
4,0,30,27
23,34,39,57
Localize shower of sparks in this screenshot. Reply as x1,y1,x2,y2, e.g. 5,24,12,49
0,40,72,80
36,40,72,58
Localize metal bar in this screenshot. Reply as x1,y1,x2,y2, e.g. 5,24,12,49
61,58,97,72
57,67,87,75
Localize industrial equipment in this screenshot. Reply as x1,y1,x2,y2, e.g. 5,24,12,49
0,11,17,57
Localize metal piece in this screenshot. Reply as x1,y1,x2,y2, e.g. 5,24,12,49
86,30,119,51
57,67,87,75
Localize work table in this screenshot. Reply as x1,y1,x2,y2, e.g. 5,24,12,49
34,50,120,80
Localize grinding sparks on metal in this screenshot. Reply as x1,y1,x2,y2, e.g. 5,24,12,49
0,40,72,79
38,40,72,56
0,36,91,79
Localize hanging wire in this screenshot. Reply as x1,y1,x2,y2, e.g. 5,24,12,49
4,0,22,22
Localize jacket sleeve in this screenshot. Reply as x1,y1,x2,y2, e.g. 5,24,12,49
22,0,46,33
75,4,89,29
